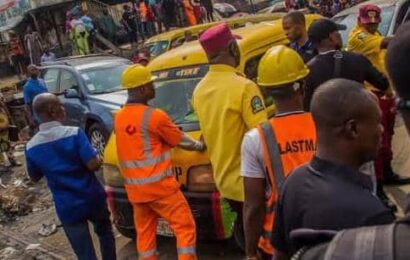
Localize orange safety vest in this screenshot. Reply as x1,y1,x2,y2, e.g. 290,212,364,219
257,112,317,254
115,104,180,203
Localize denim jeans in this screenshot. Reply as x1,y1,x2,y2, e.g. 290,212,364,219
63,205,116,260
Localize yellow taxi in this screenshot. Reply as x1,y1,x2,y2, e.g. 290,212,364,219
144,13,285,59
103,14,321,247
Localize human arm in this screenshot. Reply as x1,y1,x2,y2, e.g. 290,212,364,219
23,85,35,126
25,151,43,182
241,132,267,258
242,83,268,130
178,133,205,151
380,36,393,49
156,109,205,151
361,55,389,92
77,128,102,171
243,178,266,258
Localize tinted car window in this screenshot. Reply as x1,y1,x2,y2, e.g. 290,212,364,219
146,40,169,57
81,64,128,94
60,70,78,93
43,69,59,93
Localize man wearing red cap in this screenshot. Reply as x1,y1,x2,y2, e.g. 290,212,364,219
192,23,267,228
347,4,409,202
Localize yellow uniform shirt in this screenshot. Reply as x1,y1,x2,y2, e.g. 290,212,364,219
347,25,389,92
347,25,385,72
192,64,267,201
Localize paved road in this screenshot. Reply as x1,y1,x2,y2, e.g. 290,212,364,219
113,117,410,260
3,117,409,260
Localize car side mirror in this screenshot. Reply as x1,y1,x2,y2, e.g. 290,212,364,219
64,88,80,99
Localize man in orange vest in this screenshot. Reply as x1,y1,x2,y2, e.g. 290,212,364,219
242,46,316,260
115,65,205,260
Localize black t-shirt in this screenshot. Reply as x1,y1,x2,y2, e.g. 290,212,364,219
304,50,389,111
271,157,395,255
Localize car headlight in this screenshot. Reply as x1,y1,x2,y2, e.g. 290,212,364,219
103,164,124,186
187,164,216,192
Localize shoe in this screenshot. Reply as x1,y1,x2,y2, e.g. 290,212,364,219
383,163,410,185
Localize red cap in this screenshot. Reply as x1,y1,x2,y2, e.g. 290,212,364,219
359,4,381,24
199,23,241,55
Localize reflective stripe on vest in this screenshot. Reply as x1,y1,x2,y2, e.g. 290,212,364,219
120,106,174,186
120,151,171,169
142,107,154,155
177,246,196,255
139,248,157,258
125,168,173,185
260,121,285,188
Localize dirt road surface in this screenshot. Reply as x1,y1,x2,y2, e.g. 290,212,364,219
0,116,409,259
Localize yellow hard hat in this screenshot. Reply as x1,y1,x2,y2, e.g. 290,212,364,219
121,64,155,89
257,45,309,87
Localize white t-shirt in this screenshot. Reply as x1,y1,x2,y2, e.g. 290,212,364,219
241,128,265,179
241,128,272,198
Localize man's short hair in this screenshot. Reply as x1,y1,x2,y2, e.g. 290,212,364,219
265,82,301,100
284,11,306,25
386,22,410,100
311,79,371,129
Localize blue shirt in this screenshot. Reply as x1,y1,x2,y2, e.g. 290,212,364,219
23,78,48,105
25,122,106,224
290,39,317,63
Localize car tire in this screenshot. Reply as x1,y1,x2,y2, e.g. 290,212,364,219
88,123,108,157
115,224,136,239
233,219,245,252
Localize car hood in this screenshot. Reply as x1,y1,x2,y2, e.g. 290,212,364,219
88,90,127,109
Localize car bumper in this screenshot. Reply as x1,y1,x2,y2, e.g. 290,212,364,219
105,186,235,240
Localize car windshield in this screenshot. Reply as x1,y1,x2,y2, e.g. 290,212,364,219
146,41,170,57
334,5,395,45
149,78,200,124
81,64,128,94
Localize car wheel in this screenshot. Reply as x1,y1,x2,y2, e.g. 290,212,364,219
88,123,108,158
233,219,245,252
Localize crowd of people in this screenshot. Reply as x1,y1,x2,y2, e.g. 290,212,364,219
7,26,57,78
119,0,214,43
20,1,410,260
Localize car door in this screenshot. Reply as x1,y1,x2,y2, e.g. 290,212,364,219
42,68,60,94
394,0,410,33
58,70,86,127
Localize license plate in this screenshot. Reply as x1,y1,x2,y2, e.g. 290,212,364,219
157,218,174,237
